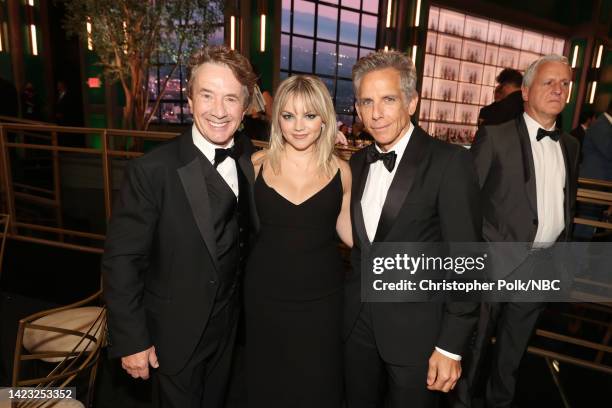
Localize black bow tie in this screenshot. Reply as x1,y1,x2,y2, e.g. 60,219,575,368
366,148,397,172
536,128,561,142
214,144,242,168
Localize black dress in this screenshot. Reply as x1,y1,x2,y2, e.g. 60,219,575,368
244,167,344,407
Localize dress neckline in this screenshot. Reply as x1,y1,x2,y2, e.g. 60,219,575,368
258,168,341,207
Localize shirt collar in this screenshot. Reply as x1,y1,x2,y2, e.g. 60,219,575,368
374,122,414,165
191,124,235,164
523,112,556,142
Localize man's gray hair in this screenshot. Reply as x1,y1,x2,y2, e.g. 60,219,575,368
352,50,418,101
523,54,570,88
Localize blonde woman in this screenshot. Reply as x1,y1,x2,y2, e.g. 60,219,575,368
244,75,352,407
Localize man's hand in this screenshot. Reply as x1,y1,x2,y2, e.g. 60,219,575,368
426,349,461,393
121,346,159,379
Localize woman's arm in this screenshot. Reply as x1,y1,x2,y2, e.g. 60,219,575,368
335,158,353,248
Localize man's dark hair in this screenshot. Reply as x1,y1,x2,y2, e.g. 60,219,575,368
496,68,523,88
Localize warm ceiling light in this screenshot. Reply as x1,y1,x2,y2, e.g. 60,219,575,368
86,18,93,50
30,24,38,56
384,45,389,52
230,16,236,50
571,45,579,68
566,81,572,103
595,44,603,68
589,81,597,104
386,0,393,28
260,14,266,52
412,45,418,64
415,0,421,27
27,0,34,6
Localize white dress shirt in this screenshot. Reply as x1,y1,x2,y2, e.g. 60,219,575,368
523,113,566,247
360,124,461,361
361,124,413,242
191,125,239,198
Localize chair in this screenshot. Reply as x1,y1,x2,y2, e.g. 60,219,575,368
7,289,106,408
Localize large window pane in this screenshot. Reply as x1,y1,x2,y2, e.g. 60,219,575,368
363,0,379,14
281,34,290,70
316,41,337,76
280,0,380,122
360,14,377,48
338,45,357,78
149,67,159,100
340,10,360,44
182,103,193,123
321,77,335,98
147,25,221,124
336,79,355,115
282,0,291,32
208,26,224,46
293,0,315,37
160,66,181,100
291,36,314,72
161,103,181,123
317,5,338,41
342,0,361,9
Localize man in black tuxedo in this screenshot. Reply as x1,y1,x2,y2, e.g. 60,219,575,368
344,50,481,408
470,55,579,407
478,68,524,127
102,46,258,408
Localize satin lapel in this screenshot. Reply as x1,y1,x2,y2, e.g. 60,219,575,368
177,156,219,274
559,136,572,237
352,147,371,248
237,153,260,232
373,127,428,242
516,117,538,217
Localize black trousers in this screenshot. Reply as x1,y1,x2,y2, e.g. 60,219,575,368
152,303,238,408
345,303,439,408
485,301,544,408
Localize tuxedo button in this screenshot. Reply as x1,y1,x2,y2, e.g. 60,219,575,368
533,219,538,226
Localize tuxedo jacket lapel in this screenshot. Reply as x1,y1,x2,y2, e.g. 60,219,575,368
516,117,538,217
352,146,371,248
236,146,260,233
178,156,220,275
176,133,219,275
374,127,428,242
559,135,573,237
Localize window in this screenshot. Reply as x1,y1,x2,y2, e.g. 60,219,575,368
420,6,565,145
147,26,224,125
281,0,380,127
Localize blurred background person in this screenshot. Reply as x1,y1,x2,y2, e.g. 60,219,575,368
478,68,523,127
22,82,42,121
243,85,271,142
350,120,373,145
570,109,597,159
574,102,612,240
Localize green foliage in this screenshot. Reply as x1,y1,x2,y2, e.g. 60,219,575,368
61,0,223,129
